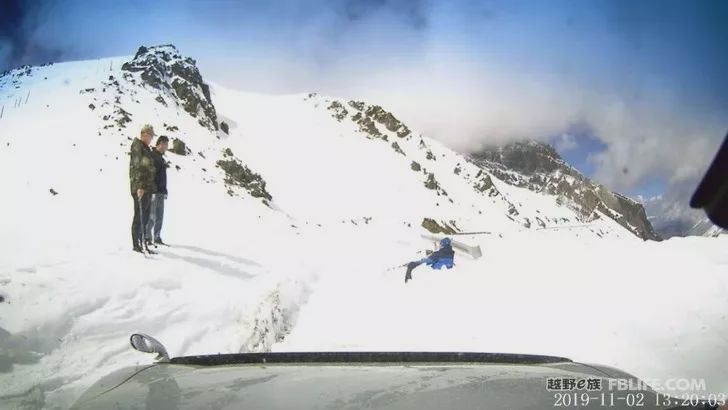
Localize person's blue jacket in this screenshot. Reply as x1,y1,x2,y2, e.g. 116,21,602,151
420,238,454,269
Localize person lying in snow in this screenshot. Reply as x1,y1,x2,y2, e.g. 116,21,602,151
405,237,455,283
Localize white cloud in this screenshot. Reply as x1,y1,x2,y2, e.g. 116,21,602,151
554,133,578,152
195,10,726,207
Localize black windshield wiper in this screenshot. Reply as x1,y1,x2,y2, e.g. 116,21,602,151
169,351,572,366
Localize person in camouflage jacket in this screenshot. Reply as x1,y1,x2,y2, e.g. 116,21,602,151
130,124,157,252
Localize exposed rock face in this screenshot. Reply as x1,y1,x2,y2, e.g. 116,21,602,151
471,141,660,240
114,107,132,128
121,45,219,131
216,149,272,205
170,137,190,155
391,142,405,155
326,99,411,140
327,101,348,121
473,172,499,197
421,218,457,234
424,173,440,190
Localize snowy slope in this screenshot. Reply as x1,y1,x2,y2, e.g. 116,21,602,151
1,46,727,408
471,141,660,240
642,194,726,238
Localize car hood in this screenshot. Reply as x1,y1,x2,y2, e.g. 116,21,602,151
71,359,677,410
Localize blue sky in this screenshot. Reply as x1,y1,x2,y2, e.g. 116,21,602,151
1,0,726,205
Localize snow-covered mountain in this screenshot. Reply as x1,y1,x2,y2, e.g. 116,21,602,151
641,194,725,238
1,45,727,408
0,44,656,241
470,141,660,240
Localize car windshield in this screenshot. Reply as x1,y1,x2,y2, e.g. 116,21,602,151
1,1,727,409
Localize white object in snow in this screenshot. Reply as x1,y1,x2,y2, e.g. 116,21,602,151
420,234,483,259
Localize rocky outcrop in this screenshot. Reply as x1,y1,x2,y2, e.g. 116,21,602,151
326,98,411,139
351,111,383,138
122,45,219,131
170,137,190,155
471,141,660,240
473,171,500,197
421,218,458,234
327,101,348,121
216,149,272,205
424,173,440,190
114,107,132,128
391,142,405,155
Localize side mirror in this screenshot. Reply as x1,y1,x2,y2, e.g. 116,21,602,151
691,133,728,229
130,333,170,363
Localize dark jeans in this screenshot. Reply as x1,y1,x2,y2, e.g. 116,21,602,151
131,194,151,248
